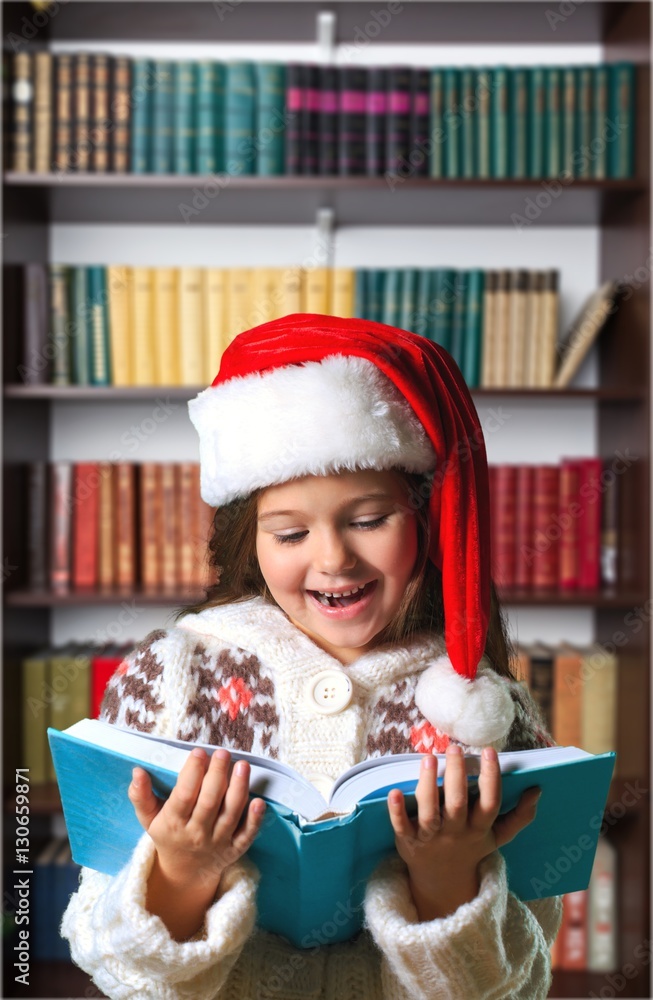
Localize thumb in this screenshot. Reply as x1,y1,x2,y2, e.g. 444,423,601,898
128,767,163,831
492,787,541,849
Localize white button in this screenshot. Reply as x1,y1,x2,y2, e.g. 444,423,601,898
305,670,353,715
306,772,335,801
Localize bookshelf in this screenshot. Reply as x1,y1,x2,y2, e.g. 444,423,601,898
2,1,650,997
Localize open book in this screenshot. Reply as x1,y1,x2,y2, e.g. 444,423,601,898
48,719,616,948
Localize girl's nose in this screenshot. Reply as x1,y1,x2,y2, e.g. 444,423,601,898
314,531,357,575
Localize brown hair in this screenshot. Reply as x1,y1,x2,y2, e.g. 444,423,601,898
173,470,517,680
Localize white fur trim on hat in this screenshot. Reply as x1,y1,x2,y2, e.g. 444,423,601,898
188,355,437,507
414,656,516,750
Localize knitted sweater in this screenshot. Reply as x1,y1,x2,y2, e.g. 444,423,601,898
60,596,562,1000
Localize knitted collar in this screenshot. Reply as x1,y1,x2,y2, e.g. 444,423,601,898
175,596,448,692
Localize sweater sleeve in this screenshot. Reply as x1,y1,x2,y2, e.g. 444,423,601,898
364,852,562,1000
59,629,260,1000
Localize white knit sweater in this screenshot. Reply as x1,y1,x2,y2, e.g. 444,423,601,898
60,596,562,1000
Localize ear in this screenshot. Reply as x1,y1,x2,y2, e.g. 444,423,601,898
414,656,516,750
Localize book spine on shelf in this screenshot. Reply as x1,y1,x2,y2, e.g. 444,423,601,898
130,60,154,173
475,68,491,179
178,267,204,385
301,64,320,176
318,65,338,176
592,65,609,180
173,61,196,175
430,268,455,351
366,66,387,177
410,68,430,177
98,461,114,588
256,63,286,176
91,54,111,173
33,51,53,174
203,268,226,383
49,264,71,385
107,265,131,386
303,268,330,315
72,52,92,172
459,67,476,179
559,458,581,590
493,269,510,387
552,646,583,746
72,462,99,589
588,836,618,971
11,51,33,172
507,269,528,387
330,268,356,319
381,269,402,329
561,66,576,178
448,270,468,371
196,61,223,175
49,462,73,594
443,67,460,178
523,271,544,388
429,68,444,178
21,650,51,783
161,463,179,591
491,66,509,179
111,56,131,174
140,463,161,591
608,62,635,178
285,63,303,175
480,270,497,387
69,266,90,385
575,65,593,180
27,461,49,590
462,268,484,388
514,464,534,589
225,61,256,176
114,463,136,589
339,67,367,176
397,268,417,334
23,262,50,385
528,66,545,179
152,60,174,174
130,267,154,385
559,889,588,969
490,465,517,589
412,269,432,339
581,643,617,757
88,266,111,385
578,457,603,590
526,643,554,731
509,67,527,179
386,66,412,175
532,465,560,589
544,67,562,179
600,461,618,587
538,269,559,388
179,462,198,588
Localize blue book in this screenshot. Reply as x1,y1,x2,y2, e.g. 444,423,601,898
48,719,615,950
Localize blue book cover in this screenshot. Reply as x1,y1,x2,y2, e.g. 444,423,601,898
48,720,615,950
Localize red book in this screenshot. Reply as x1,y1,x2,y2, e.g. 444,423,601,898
559,889,588,970
140,463,161,592
49,461,73,594
161,463,179,591
578,457,603,590
490,465,517,588
532,465,560,589
91,641,132,718
72,462,99,589
514,465,534,589
559,458,582,590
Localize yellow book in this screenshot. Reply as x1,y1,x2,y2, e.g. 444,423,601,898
130,267,155,385
279,266,302,316
330,268,355,317
226,269,253,343
178,267,204,386
251,267,280,326
203,268,228,382
107,265,131,386
480,271,497,387
303,267,330,314
153,268,179,386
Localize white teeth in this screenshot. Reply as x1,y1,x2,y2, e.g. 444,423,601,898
315,584,366,598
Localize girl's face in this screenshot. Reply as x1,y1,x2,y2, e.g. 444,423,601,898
256,468,419,665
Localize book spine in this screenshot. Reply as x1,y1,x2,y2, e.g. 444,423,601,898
33,52,53,174
91,54,111,172
130,267,154,385
154,267,179,385
285,63,303,175
459,67,475,179
161,463,179,590
491,66,509,179
27,461,49,590
140,463,161,591
600,460,618,587
490,465,517,588
398,268,418,334
330,268,355,319
381,269,402,329
532,465,560,589
528,67,545,178
527,645,554,730
318,65,338,176
50,462,72,594
178,462,198,588
367,269,385,325
152,60,174,173
443,68,460,178
448,270,468,371
561,66,576,177
493,269,510,387
475,68,491,179
88,266,111,385
588,836,618,971
608,62,635,178
509,68,527,179
429,69,444,178
73,53,92,172
430,269,455,351
301,64,320,176
552,648,582,746
72,463,99,589
107,265,131,386
225,61,256,176
514,464,534,589
575,66,593,180
410,68,430,177
523,271,545,387
366,66,387,177
303,268,330,315
178,267,204,384
412,269,432,339
130,60,153,173
559,458,581,589
23,262,50,385
256,63,286,177
591,65,609,180
111,57,131,174
114,463,136,588
339,67,366,176
507,269,528,387
480,270,497,387
196,62,219,174
54,53,74,174
578,458,603,589
462,268,484,387
173,61,196,175
545,67,562,178
98,461,114,588
386,66,411,175
11,51,33,172
559,889,588,969
69,267,90,385
538,269,559,387
49,264,71,385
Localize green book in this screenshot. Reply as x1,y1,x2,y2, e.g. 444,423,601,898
545,67,562,178
608,62,635,178
448,270,469,370
443,68,460,178
509,68,528,179
491,66,509,179
130,60,153,173
255,63,286,176
413,269,432,338
49,264,71,386
528,67,545,179
429,69,444,178
87,267,111,386
367,269,385,324
22,648,52,784
430,269,455,351
575,66,593,179
398,268,418,332
48,718,616,948
173,61,196,174
592,65,609,179
462,269,485,388
381,269,403,328
196,62,226,174
460,67,476,179
69,267,89,385
353,269,367,318
225,61,256,176
561,67,576,177
475,68,492,179
151,60,174,174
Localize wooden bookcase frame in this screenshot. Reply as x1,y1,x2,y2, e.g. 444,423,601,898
1,2,650,996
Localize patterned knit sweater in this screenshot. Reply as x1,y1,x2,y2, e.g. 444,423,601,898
60,596,562,1000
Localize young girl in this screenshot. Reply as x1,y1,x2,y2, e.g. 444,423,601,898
61,314,562,999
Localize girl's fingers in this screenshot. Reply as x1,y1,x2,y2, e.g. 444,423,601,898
387,789,414,839
231,798,267,855
414,755,442,840
442,744,468,827
216,759,253,835
470,747,502,832
166,748,210,821
191,748,231,828
127,767,163,831
493,786,542,849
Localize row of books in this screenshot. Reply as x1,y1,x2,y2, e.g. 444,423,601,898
9,53,636,179
21,461,217,596
29,837,76,961
551,838,617,972
9,262,614,390
489,458,619,591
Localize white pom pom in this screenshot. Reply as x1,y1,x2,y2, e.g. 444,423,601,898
414,656,516,749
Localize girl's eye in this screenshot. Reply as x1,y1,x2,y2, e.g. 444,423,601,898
271,515,389,545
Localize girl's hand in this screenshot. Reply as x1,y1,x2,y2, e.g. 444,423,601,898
388,743,541,920
128,747,267,892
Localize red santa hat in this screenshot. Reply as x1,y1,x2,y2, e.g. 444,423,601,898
188,313,516,750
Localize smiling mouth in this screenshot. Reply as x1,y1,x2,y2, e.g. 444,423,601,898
307,581,376,608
